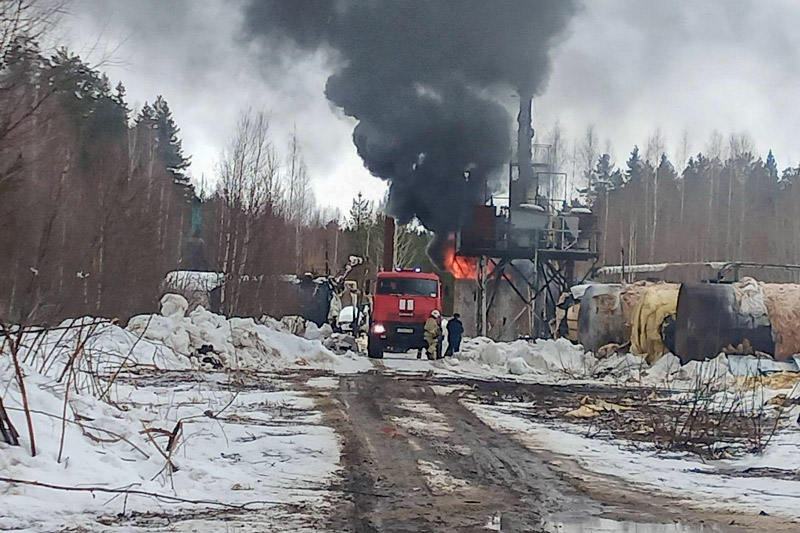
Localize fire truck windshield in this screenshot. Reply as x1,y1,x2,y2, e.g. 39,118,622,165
377,277,437,297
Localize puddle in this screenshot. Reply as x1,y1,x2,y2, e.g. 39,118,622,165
541,516,718,532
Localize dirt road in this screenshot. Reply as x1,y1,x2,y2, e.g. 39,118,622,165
323,368,792,533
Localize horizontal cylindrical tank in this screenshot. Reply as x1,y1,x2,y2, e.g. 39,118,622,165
674,283,775,363
578,284,625,352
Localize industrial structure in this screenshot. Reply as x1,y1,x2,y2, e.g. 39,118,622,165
453,97,599,341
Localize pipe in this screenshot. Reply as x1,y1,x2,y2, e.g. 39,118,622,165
382,216,395,271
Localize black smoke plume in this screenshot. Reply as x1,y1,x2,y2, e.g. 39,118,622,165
242,1,579,259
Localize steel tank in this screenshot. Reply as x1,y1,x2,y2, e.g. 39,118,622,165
674,283,774,363
577,284,625,352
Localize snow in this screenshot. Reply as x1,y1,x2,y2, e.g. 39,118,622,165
445,337,600,380
160,292,190,317
164,270,225,292
0,359,347,531
417,459,470,495
6,299,800,526
392,399,454,438
0,293,372,529
123,294,370,373
467,400,800,519
429,335,778,396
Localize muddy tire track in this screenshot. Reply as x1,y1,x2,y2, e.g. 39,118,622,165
325,372,796,532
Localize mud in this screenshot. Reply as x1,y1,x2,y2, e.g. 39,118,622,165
325,371,795,532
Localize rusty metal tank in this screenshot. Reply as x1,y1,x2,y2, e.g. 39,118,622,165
674,283,774,363
577,284,625,352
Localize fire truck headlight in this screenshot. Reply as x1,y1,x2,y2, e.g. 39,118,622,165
372,323,386,335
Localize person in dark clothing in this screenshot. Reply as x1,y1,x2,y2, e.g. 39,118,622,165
445,314,464,356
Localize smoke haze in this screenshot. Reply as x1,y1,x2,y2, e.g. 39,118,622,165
242,1,579,235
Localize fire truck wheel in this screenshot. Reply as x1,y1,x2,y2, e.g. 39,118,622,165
367,335,384,359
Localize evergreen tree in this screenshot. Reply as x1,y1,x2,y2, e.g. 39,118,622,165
593,153,623,189
136,102,155,125
48,48,108,124
113,82,131,122
152,95,190,181
766,149,778,181
348,191,372,231
625,145,645,183
346,192,383,262
658,153,674,174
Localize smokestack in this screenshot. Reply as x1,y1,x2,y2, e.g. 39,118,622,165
383,216,395,271
241,1,579,259
512,93,534,207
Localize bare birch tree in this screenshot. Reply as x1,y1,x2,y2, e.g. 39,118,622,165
216,109,280,312
545,120,569,200
0,0,69,63
285,130,315,271
578,124,598,195
645,128,666,261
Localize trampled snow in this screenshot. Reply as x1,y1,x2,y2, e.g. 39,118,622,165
0,294,369,530
5,297,800,528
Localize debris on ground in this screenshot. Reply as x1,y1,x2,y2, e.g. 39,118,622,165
596,342,624,359
323,333,359,354
736,371,800,391
565,396,632,418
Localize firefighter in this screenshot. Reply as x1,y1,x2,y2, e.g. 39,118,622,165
424,309,442,360
445,313,463,356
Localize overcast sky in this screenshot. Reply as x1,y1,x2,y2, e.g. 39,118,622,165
62,0,800,214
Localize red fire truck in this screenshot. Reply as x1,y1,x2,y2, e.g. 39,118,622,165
368,269,442,359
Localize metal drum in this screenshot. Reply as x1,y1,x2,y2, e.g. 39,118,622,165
674,283,774,363
578,284,624,352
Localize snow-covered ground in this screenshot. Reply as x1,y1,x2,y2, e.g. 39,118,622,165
0,294,369,531
467,400,800,519
386,335,739,392
380,338,800,520
4,298,800,528
0,362,347,530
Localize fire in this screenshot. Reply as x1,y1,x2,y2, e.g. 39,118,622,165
443,238,478,280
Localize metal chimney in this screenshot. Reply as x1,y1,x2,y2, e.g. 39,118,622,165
383,216,395,271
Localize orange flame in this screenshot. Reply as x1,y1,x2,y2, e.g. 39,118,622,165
443,237,478,280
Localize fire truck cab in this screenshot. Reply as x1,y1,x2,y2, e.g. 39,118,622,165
368,269,442,359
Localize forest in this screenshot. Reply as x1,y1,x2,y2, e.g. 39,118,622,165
5,2,800,327
587,133,800,280
0,15,435,325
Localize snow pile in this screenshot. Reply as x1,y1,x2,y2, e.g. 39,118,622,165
303,321,333,341
445,335,746,390
3,294,367,384
678,353,735,390
125,294,361,371
452,337,599,379
6,316,189,385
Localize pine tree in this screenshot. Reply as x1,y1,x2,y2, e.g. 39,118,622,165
626,146,644,183
348,192,372,231
594,153,623,189
48,48,108,124
346,192,382,261
113,82,130,122
152,95,190,182
766,149,778,182
136,102,155,125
